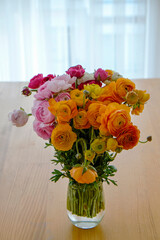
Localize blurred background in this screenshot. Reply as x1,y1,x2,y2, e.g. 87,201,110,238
0,0,160,82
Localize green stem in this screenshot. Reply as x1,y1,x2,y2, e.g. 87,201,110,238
67,181,105,218
139,140,148,143
27,113,32,116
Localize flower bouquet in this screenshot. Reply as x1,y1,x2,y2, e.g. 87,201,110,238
9,65,151,229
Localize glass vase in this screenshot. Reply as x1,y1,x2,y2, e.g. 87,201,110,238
67,180,105,229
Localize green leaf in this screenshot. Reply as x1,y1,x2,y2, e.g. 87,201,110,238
82,167,87,175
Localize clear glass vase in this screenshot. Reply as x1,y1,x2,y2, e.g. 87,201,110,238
67,180,105,229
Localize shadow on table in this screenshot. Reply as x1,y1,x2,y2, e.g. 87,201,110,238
67,224,107,240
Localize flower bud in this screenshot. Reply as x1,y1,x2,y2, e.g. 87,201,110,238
126,91,138,105
115,147,123,153
147,136,152,142
22,87,32,96
75,153,82,159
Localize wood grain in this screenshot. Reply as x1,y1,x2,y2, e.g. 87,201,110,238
0,80,160,240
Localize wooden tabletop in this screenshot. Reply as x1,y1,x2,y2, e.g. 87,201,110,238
0,80,160,240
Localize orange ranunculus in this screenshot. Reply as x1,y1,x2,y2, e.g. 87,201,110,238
51,123,77,151
116,78,135,99
105,69,114,81
70,89,87,107
98,82,123,105
87,102,107,129
100,102,131,136
48,99,78,123
73,110,91,129
117,124,140,150
70,166,98,184
131,104,144,115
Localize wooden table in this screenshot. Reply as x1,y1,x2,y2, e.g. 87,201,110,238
0,80,160,240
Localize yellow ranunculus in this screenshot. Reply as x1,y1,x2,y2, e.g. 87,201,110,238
51,123,77,151
84,84,102,99
126,91,139,105
91,138,106,154
134,90,150,104
106,138,118,151
70,89,85,107
84,150,96,162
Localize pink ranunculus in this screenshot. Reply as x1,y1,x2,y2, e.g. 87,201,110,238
32,100,55,124
33,120,55,140
8,109,29,127
47,74,76,93
94,68,108,82
66,65,85,78
72,80,102,90
34,81,53,100
40,74,56,86
55,92,71,102
28,74,43,89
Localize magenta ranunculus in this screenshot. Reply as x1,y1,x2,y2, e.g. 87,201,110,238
34,81,53,100
41,74,56,86
32,100,55,124
47,74,76,93
28,74,43,89
55,92,71,102
72,80,102,90
33,120,55,140
8,109,29,127
66,65,85,78
94,68,108,82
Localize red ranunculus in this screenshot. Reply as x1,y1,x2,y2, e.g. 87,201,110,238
28,74,43,89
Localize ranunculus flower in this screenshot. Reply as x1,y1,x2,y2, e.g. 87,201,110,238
47,74,76,93
73,110,91,129
66,65,85,78
77,72,94,84
117,124,140,150
87,102,107,129
84,84,102,99
28,74,43,89
34,81,53,100
116,78,135,99
84,150,95,162
91,138,106,154
106,138,118,151
33,120,54,140
70,167,98,184
41,74,56,85
126,91,139,105
98,82,123,105
100,102,131,136
55,92,71,102
48,99,78,123
94,68,108,82
8,109,28,127
32,100,55,124
72,80,102,90
51,123,77,151
70,89,85,107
